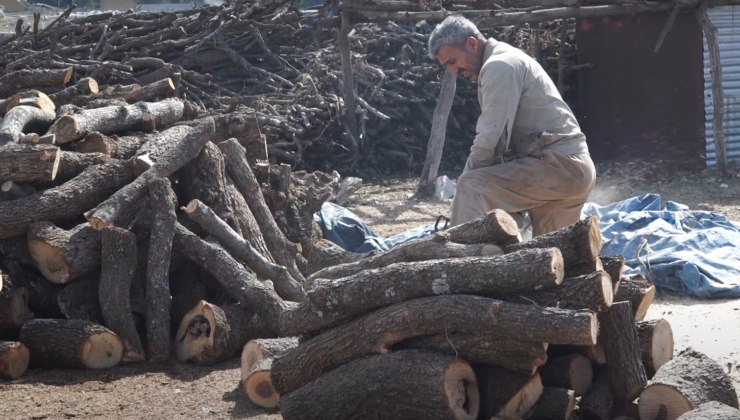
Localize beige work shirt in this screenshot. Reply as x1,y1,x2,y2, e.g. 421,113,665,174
464,38,589,173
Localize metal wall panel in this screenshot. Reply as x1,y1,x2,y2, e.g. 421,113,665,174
705,6,740,167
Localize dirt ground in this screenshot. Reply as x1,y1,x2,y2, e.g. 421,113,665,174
1,161,740,419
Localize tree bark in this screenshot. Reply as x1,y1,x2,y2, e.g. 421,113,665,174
85,118,215,230
174,300,274,366
224,173,274,263
303,239,365,275
601,255,625,293
0,67,74,98
120,78,176,103
339,12,359,147
99,226,145,363
529,387,576,420
0,275,32,331
476,364,543,419
0,106,57,146
565,257,603,278
548,342,606,366
51,98,185,144
271,294,598,396
76,131,153,159
443,208,521,246
614,274,655,321
638,347,739,420
0,144,60,183
145,177,177,363
538,353,593,396
0,159,133,239
56,151,110,182
306,248,564,329
279,350,480,420
636,319,674,379
0,341,30,380
393,332,547,375
509,270,613,312
503,216,601,267
600,301,647,409
675,401,740,420
580,370,614,420
27,221,101,284
0,258,63,319
47,77,99,107
417,70,456,196
56,274,104,324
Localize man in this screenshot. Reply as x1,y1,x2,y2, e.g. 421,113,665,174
428,16,596,237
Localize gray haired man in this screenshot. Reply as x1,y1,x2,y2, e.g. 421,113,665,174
428,16,596,237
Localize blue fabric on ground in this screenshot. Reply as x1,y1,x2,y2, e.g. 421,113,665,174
581,193,740,299
313,202,390,253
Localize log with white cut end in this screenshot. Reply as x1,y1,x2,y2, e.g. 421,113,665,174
175,300,274,366
279,350,480,420
47,77,99,107
19,319,123,369
529,387,576,420
503,216,601,267
675,401,740,420
638,347,739,420
476,364,543,419
509,270,613,312
27,221,101,284
636,319,674,378
271,294,598,396
0,275,32,331
0,341,30,380
0,144,60,182
614,274,655,321
76,131,154,159
0,106,56,146
6,90,56,116
0,67,74,98
244,358,278,408
538,353,593,396
565,257,603,278
440,208,522,245
241,337,299,379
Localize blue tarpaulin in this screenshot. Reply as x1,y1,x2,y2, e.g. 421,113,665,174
315,194,740,299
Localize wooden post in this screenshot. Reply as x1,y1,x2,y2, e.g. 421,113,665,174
339,12,359,153
557,20,567,94
695,0,728,175
416,70,457,196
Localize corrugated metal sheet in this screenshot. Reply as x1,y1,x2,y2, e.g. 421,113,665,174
705,6,740,167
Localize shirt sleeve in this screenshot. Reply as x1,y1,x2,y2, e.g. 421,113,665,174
463,60,523,173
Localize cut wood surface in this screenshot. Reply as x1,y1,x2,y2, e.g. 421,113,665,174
529,387,576,420
241,337,300,381
0,106,56,146
0,275,32,331
510,270,613,312
243,358,278,408
636,318,674,378
676,401,740,420
639,347,739,420
19,319,123,369
0,144,60,182
503,216,601,266
279,350,480,420
99,226,145,363
476,364,543,419
600,301,647,408
271,294,598,396
27,221,101,284
6,90,56,116
614,274,655,321
538,353,593,396
393,332,547,375
0,341,30,380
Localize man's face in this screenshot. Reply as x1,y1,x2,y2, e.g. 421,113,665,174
436,37,483,82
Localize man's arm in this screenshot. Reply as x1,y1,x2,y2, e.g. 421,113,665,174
463,60,523,173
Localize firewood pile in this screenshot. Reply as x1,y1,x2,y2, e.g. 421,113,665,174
0,1,578,178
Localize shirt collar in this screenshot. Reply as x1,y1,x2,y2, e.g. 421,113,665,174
483,37,498,63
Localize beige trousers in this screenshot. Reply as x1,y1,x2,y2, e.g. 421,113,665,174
450,151,596,237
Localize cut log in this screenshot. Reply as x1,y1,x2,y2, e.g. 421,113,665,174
676,401,740,420
476,364,543,419
0,275,32,331
50,98,185,144
529,387,576,420
636,319,674,379
120,78,176,103
600,301,647,409
184,199,305,302
503,216,601,267
614,274,655,321
1,181,36,200
0,106,57,146
580,371,614,420
601,255,625,293
393,332,547,375
6,90,56,116
566,257,603,278
76,131,152,159
243,358,279,408
241,337,299,381
0,258,63,319
548,342,606,366
27,221,101,284
306,248,564,326
638,347,739,420
307,234,503,281
538,353,593,396
271,294,598,396
0,159,133,239
442,208,521,246
218,139,305,284
224,173,274,263
0,341,30,380
56,151,110,181
47,77,99,106
56,274,104,324
174,300,274,366
279,350,480,420
0,67,74,98
85,118,214,230
99,226,145,363
145,177,177,363
509,270,613,312
19,319,123,369
0,144,60,183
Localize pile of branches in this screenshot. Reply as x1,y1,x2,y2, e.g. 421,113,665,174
0,1,579,178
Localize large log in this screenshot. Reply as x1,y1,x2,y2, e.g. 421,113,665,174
56,274,104,324
476,364,543,419
271,294,598,396
85,118,214,230
636,319,674,378
538,353,593,396
614,274,655,321
676,401,740,420
76,131,153,159
0,144,60,182
580,370,614,420
48,77,99,107
0,106,56,146
50,98,185,144
0,275,32,331
510,270,613,312
0,341,30,380
243,358,279,408
174,300,274,366
638,347,739,420
503,216,601,267
303,239,365,275
56,151,110,182
0,159,133,239
6,90,56,116
279,350,480,420
529,387,576,420
394,332,547,375
442,208,521,245
19,319,124,369
0,67,74,98
99,226,146,363
241,337,300,378
27,221,101,284
0,258,63,319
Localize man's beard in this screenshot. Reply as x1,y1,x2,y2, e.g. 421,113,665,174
460,50,482,82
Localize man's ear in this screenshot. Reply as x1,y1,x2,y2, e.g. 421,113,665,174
465,36,478,52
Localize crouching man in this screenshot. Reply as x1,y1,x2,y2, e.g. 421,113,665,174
428,16,596,237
